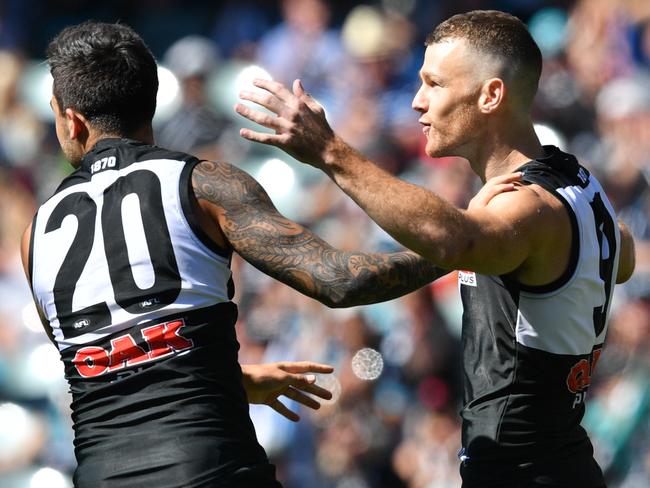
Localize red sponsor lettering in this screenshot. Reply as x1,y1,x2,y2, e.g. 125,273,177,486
591,348,602,376
141,320,193,359
108,334,149,371
73,319,193,377
73,346,110,378
566,347,603,394
566,359,590,393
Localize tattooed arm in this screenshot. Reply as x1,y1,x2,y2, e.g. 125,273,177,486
191,160,447,308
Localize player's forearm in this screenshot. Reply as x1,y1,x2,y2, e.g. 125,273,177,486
242,240,444,308
321,250,447,308
321,136,469,267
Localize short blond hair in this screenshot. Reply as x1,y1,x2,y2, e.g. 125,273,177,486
427,10,542,107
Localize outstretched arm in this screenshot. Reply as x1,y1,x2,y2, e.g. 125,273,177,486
191,160,447,308
235,79,545,277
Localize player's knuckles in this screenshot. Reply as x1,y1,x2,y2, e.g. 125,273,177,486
258,93,275,107
236,104,251,117
291,374,309,385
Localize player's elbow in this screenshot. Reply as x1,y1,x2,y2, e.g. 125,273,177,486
317,280,375,309
313,287,353,308
323,285,368,308
319,294,352,309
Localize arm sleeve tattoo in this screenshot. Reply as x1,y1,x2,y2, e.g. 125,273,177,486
191,160,448,307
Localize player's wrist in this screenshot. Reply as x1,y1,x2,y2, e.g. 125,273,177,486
321,135,357,176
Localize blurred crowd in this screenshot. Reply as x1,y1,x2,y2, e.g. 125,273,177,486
0,0,649,487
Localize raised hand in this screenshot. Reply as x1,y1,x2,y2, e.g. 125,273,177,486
235,79,335,169
241,361,334,422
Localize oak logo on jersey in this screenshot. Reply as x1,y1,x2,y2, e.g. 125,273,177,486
566,348,602,408
72,318,194,378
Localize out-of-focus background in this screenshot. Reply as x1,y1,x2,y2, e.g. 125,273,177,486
0,0,649,487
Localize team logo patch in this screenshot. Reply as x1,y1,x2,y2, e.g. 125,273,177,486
458,271,477,287
73,318,90,330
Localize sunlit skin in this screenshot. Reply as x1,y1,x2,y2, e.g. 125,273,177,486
50,95,153,168
412,38,544,182
233,36,635,285
50,96,87,167
412,40,486,160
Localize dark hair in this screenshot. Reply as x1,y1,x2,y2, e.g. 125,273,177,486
47,21,158,135
426,10,542,107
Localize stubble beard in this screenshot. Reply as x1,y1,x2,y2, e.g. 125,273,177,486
61,138,83,168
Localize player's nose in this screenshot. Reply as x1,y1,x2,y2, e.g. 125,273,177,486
412,84,427,113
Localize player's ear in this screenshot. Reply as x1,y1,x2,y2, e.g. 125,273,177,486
65,108,90,142
478,78,505,114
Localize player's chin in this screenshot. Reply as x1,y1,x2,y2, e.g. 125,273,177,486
425,137,461,160
424,139,447,159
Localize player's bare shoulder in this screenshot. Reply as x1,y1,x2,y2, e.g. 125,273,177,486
474,181,568,235
463,181,573,285
191,160,269,207
503,182,574,286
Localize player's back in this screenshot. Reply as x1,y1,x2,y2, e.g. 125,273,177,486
29,138,272,487
458,146,618,487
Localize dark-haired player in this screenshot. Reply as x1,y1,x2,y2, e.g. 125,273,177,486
237,9,636,488
19,21,462,488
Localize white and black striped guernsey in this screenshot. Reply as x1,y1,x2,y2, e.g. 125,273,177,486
29,139,279,487
458,146,618,487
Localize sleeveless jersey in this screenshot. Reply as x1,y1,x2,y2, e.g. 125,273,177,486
29,138,275,487
458,146,619,487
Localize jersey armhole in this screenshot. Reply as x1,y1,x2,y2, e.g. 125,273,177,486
28,212,38,288
179,160,231,259
518,187,580,295
26,212,57,345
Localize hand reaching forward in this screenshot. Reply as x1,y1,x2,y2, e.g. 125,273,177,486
236,79,335,169
241,361,334,422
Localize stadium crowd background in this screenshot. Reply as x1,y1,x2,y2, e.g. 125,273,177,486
0,0,649,486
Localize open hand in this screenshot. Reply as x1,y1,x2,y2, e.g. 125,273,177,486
468,172,523,211
241,361,334,422
235,79,335,169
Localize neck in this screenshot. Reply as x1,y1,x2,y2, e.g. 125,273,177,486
466,116,544,182
85,125,155,155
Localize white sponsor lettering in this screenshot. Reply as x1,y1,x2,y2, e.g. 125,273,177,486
458,271,477,287
91,156,117,174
